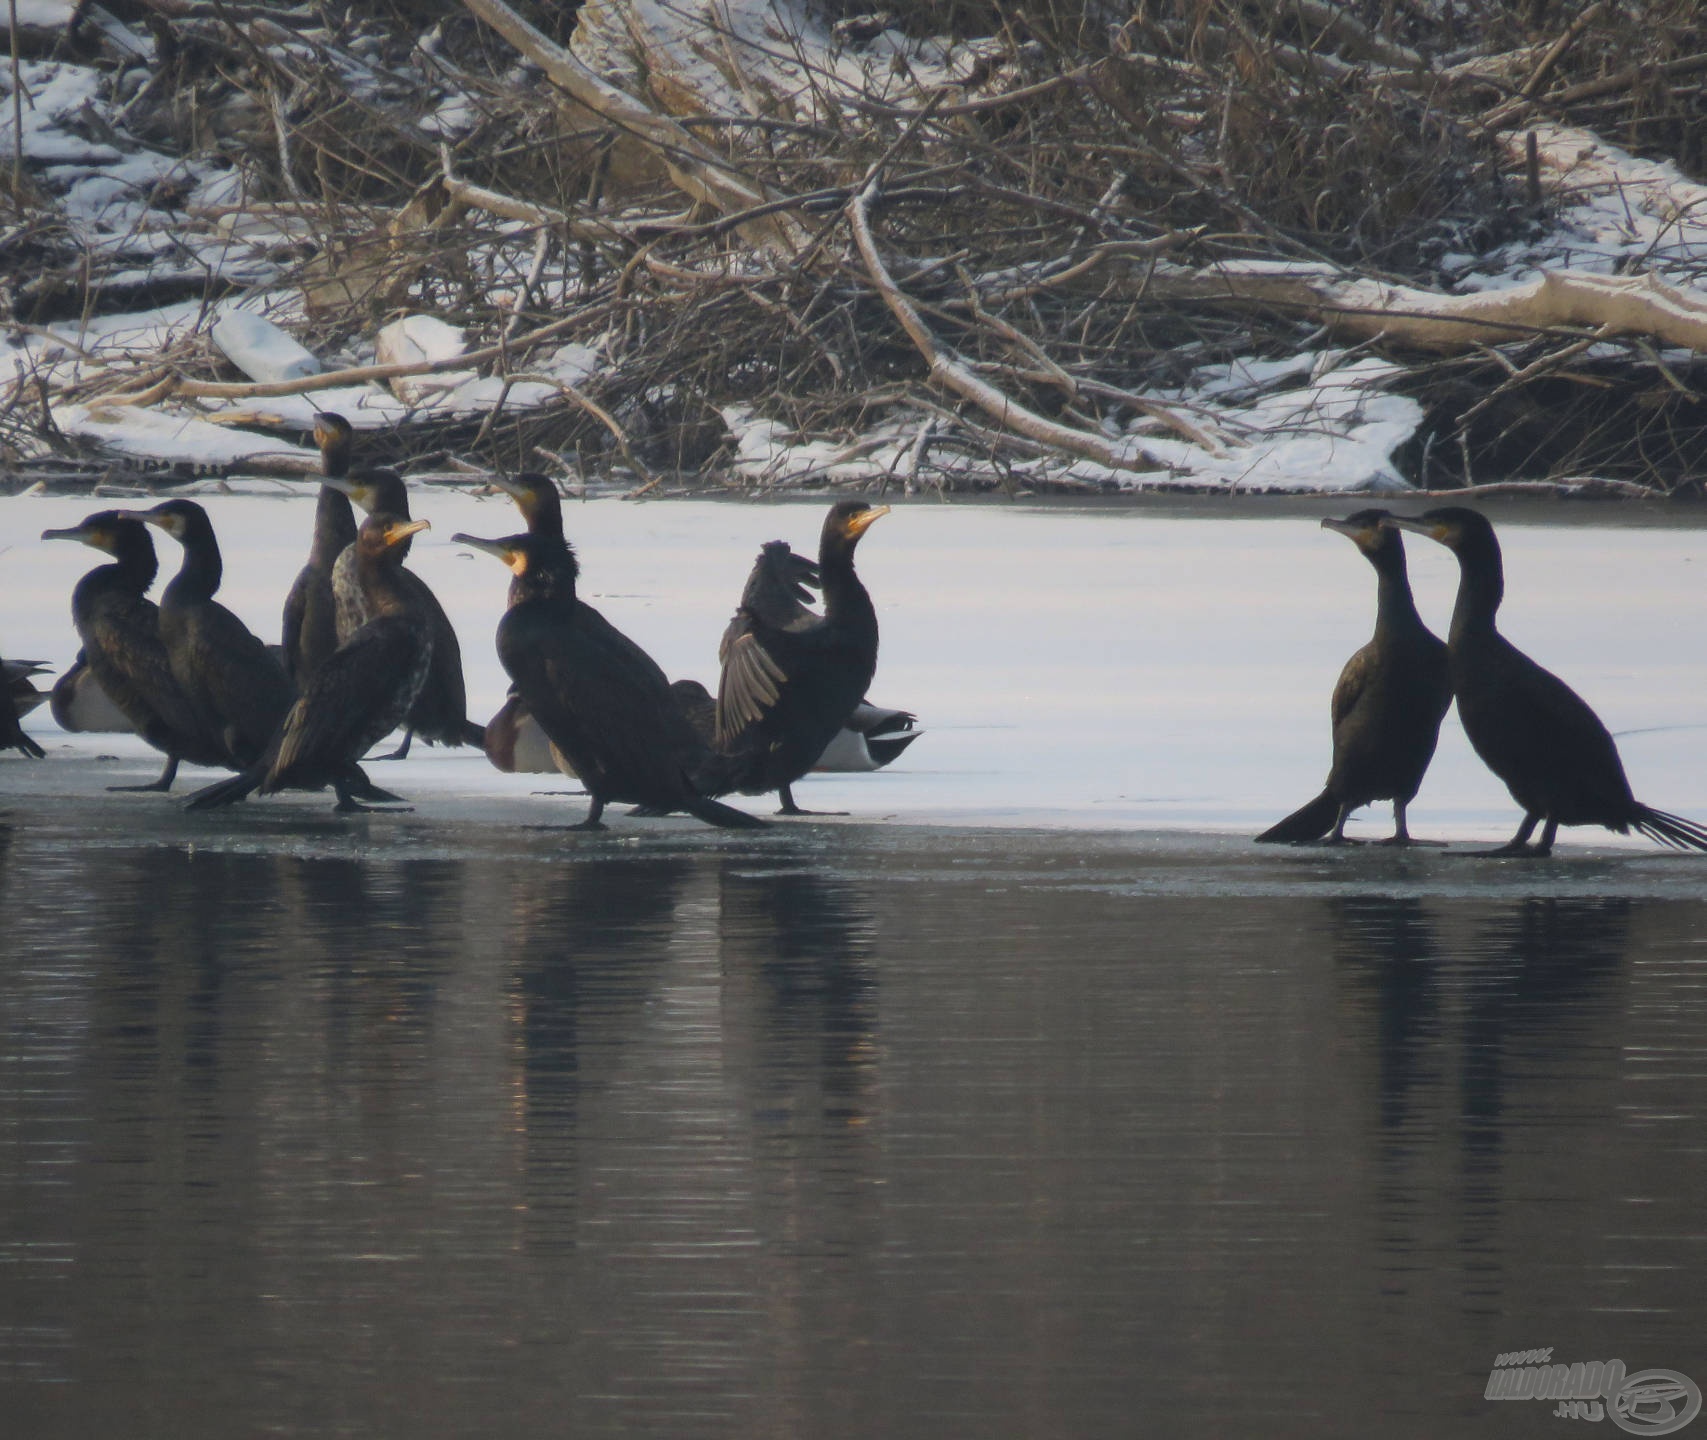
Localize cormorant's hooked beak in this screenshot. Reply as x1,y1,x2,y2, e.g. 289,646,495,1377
321,476,374,510
41,523,107,551
453,532,526,575
312,411,351,453
843,505,890,539
491,474,538,514
1382,515,1453,546
117,507,182,539
383,518,431,548
1321,516,1380,548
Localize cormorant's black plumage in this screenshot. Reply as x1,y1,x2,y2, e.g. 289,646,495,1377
280,412,359,689
707,502,888,814
456,529,761,830
123,499,295,772
1,655,46,758
316,414,482,756
43,510,243,789
187,514,433,812
1259,509,1450,845
1388,506,1707,857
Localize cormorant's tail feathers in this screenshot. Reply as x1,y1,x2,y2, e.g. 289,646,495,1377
184,767,263,811
1632,806,1707,853
686,795,766,829
460,719,487,748
1256,789,1338,844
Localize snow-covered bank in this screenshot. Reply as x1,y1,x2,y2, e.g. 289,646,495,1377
6,493,1707,845
7,16,1707,497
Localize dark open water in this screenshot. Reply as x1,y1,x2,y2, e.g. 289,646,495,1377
1,802,1704,1438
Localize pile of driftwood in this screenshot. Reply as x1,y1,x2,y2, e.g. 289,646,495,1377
3,0,1706,494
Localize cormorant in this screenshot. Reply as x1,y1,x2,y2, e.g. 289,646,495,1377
708,502,889,814
280,412,359,689
1,656,46,758
316,417,483,757
454,529,761,830
1387,507,1707,857
491,470,563,543
121,499,295,771
1259,509,1451,845
186,514,433,812
707,539,921,771
41,510,233,789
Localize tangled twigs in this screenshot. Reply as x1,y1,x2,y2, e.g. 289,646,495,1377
848,177,1185,478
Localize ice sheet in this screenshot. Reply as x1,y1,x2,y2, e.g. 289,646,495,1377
5,493,1707,845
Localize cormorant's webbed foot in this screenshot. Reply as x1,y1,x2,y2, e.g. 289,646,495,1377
567,797,608,831
776,784,846,817
109,755,180,792
1462,815,1554,858
1463,841,1552,859
372,729,415,761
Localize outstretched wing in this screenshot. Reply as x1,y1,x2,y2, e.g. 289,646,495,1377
715,615,791,748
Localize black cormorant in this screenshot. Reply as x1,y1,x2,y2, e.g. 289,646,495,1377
1259,509,1451,845
1,656,46,758
1387,507,1707,857
709,540,921,774
280,412,359,689
454,529,761,830
708,502,889,814
122,499,295,770
187,514,433,812
491,471,563,542
41,510,235,788
316,419,483,757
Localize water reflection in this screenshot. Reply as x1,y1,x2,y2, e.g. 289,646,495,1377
1329,891,1641,1391
1,828,1705,1438
507,856,692,1248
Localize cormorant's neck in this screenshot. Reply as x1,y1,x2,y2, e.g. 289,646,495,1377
1369,547,1424,637
818,544,871,617
311,487,358,567
357,554,412,618
108,536,159,593
1447,539,1504,642
164,533,222,605
529,502,564,544
78,548,154,611
320,435,351,480
519,544,579,607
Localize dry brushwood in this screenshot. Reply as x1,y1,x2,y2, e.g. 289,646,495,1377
3,0,1707,495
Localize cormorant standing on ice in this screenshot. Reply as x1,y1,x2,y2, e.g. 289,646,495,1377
1259,509,1450,845
1388,507,1707,857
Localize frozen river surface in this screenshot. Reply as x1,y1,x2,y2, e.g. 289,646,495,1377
3,493,1707,1437
6,490,1707,839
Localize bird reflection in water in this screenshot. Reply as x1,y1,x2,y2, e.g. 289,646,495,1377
505,856,693,1249
1331,894,1631,1315
717,860,880,1131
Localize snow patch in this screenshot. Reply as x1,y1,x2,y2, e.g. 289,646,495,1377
53,405,315,467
